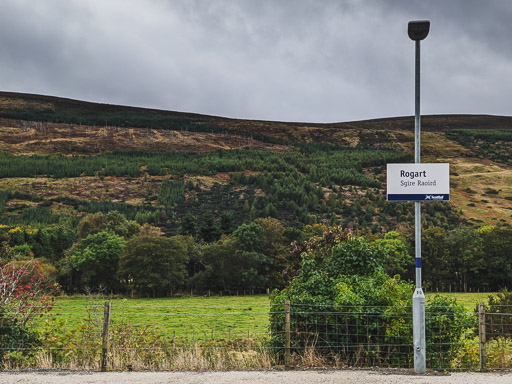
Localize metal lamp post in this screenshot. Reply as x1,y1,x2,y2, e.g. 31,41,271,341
408,19,430,374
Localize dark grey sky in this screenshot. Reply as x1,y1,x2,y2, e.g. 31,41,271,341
0,0,510,122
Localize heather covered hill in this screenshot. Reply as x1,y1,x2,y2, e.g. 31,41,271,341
1,91,512,152
0,92,511,294
0,94,395,227
0,91,511,229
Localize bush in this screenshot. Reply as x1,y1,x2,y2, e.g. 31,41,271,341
270,230,412,365
482,289,512,340
0,259,57,366
6,244,34,259
269,228,474,368
426,295,476,367
0,309,41,366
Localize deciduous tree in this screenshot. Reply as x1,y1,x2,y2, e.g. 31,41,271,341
119,235,190,297
70,231,126,290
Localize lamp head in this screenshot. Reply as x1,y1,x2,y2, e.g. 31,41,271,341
408,20,430,41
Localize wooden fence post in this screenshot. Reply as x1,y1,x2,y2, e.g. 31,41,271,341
478,302,487,372
101,302,111,372
284,300,291,368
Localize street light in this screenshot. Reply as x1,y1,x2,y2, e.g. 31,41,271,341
408,19,430,374
408,20,430,41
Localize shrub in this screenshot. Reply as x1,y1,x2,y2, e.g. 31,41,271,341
6,244,34,259
426,295,476,367
482,289,512,340
269,228,474,368
0,310,41,366
0,259,57,366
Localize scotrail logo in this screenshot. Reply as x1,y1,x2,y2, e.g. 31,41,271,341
425,195,445,200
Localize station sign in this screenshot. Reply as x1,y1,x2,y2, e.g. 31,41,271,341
387,163,450,201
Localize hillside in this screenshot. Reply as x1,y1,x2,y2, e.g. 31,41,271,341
1,91,512,295
0,91,510,229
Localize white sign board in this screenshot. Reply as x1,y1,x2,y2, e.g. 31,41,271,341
387,163,450,201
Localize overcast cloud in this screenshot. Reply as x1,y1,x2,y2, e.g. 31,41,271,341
0,0,511,122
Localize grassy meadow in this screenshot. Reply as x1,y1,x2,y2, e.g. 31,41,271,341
426,292,491,309
51,295,271,343
12,291,506,371
48,292,493,344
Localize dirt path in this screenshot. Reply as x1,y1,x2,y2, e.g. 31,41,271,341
1,370,511,384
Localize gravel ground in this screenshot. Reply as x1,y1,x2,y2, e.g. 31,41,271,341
0,370,511,384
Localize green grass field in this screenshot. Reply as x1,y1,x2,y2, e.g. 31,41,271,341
51,295,271,343
426,292,491,309
48,292,494,344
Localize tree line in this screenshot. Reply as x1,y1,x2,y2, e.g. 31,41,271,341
0,146,410,179
2,211,511,296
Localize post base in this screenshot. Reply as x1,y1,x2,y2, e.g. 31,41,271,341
413,288,426,374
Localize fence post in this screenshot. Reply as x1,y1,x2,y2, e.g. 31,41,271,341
284,300,291,368
478,302,487,372
101,302,111,372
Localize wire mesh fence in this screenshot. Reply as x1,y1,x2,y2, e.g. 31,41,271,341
1,300,512,371
269,302,476,370
483,306,512,370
